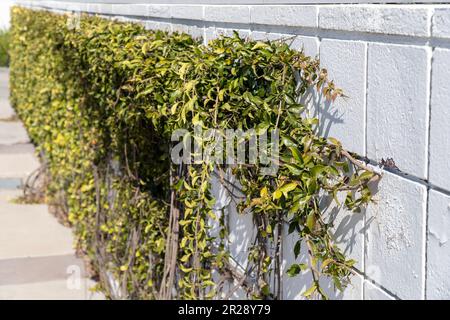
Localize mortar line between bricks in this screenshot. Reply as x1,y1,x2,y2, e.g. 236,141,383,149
424,188,430,300
363,44,369,161
362,42,369,301
352,268,400,300
362,157,450,196
423,46,435,300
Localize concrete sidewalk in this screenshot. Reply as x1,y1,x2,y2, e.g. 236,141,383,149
0,68,102,300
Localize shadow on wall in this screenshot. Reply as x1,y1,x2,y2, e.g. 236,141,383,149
207,76,379,299
210,169,257,273
298,79,345,139
282,194,375,300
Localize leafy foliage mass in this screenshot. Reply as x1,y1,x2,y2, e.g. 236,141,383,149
10,7,376,299
0,28,9,67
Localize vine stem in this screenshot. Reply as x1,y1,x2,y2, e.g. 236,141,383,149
340,149,381,178
159,163,181,299
304,234,323,299
275,212,283,299
222,260,254,299
275,65,287,129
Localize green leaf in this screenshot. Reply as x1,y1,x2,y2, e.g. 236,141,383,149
287,264,301,277
299,263,308,271
179,264,193,273
303,283,317,298
294,240,301,258
311,165,326,178
284,94,295,104
285,163,302,175
328,137,341,147
192,113,200,125
261,284,271,296
289,146,302,162
173,178,184,191
307,178,317,194
281,135,297,148
359,171,374,181
251,41,269,50
273,189,283,200
288,222,297,234
306,211,316,231
321,258,334,271
279,182,298,197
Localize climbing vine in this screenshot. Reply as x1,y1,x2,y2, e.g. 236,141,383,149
10,7,379,300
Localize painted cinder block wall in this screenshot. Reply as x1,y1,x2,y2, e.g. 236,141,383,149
14,0,450,300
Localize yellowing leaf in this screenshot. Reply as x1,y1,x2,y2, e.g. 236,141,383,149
170,102,179,115
260,186,269,198
279,182,298,198
251,42,269,50
321,258,334,271
273,190,283,200
119,265,128,272
192,113,200,125
178,62,190,79
303,283,317,298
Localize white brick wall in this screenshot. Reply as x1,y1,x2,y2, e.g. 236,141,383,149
364,280,396,300
111,4,148,17
365,171,427,300
432,8,450,39
15,0,450,300
427,190,450,299
170,5,203,21
250,5,317,28
319,5,430,37
367,43,430,179
429,48,450,191
204,5,250,24
320,39,366,155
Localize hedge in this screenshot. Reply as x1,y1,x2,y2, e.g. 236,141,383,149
0,29,9,67
10,7,376,299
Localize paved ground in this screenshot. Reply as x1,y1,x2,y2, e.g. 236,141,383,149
0,68,103,300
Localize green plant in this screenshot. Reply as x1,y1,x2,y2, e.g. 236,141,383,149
10,7,379,300
0,28,9,67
